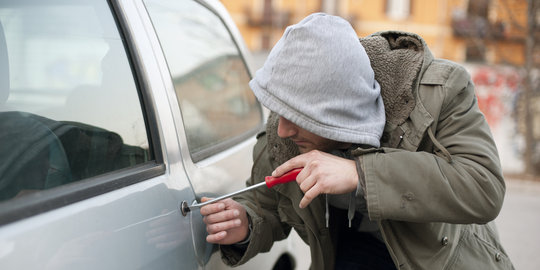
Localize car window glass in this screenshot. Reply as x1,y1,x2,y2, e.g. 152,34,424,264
143,0,262,161
0,0,150,202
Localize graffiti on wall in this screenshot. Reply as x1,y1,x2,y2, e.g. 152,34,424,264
466,65,521,128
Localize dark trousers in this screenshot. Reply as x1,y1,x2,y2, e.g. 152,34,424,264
335,229,396,270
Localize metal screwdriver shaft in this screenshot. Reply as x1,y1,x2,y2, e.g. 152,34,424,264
182,168,302,214
188,181,267,210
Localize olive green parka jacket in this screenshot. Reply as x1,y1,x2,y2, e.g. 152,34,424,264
220,31,514,270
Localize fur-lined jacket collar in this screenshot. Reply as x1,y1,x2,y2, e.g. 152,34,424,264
266,30,433,165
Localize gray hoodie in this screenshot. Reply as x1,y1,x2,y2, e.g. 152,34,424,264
249,13,385,147
250,12,386,237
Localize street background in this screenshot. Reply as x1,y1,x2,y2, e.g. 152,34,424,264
229,0,540,269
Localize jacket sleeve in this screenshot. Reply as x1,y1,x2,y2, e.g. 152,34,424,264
358,64,506,224
220,132,292,266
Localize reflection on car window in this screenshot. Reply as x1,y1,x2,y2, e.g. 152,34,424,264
0,1,150,201
144,0,262,161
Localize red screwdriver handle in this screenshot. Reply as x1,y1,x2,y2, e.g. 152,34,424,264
265,168,303,188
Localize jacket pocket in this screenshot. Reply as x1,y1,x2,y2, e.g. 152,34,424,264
277,197,308,240
446,226,513,270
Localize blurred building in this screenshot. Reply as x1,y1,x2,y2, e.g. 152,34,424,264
221,0,535,66
221,0,540,174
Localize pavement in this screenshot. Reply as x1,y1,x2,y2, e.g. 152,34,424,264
496,177,540,270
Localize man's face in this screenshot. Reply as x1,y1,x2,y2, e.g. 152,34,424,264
277,116,351,154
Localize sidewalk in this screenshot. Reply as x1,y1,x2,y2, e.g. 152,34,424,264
496,177,540,270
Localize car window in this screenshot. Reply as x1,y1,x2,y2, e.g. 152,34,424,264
143,0,262,161
0,0,151,202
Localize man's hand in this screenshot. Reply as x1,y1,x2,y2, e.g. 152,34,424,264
273,150,358,208
200,197,249,245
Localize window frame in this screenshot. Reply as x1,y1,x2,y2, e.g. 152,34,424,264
146,0,264,163
0,0,165,225
190,1,264,162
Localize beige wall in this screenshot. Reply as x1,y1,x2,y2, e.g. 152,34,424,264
220,0,528,65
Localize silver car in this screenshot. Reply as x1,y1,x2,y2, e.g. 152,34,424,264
0,0,307,269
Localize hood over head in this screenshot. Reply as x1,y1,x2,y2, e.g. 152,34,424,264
250,13,385,147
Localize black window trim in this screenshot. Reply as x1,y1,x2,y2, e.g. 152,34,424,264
0,163,165,225
0,0,166,226
111,0,164,166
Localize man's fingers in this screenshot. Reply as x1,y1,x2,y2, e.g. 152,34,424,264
206,231,227,243
200,198,249,245
299,184,321,208
206,219,242,234
200,201,225,216
273,153,311,177
298,174,316,193
203,209,240,224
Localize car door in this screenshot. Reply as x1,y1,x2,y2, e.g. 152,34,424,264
137,0,267,266
137,1,305,269
0,0,199,269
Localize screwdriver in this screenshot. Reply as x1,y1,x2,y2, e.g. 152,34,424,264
182,168,302,214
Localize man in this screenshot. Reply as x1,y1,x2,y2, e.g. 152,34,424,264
201,13,514,270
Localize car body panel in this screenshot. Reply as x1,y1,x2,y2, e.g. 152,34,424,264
0,176,196,269
0,0,306,269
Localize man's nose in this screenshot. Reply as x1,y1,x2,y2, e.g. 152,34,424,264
277,116,297,138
